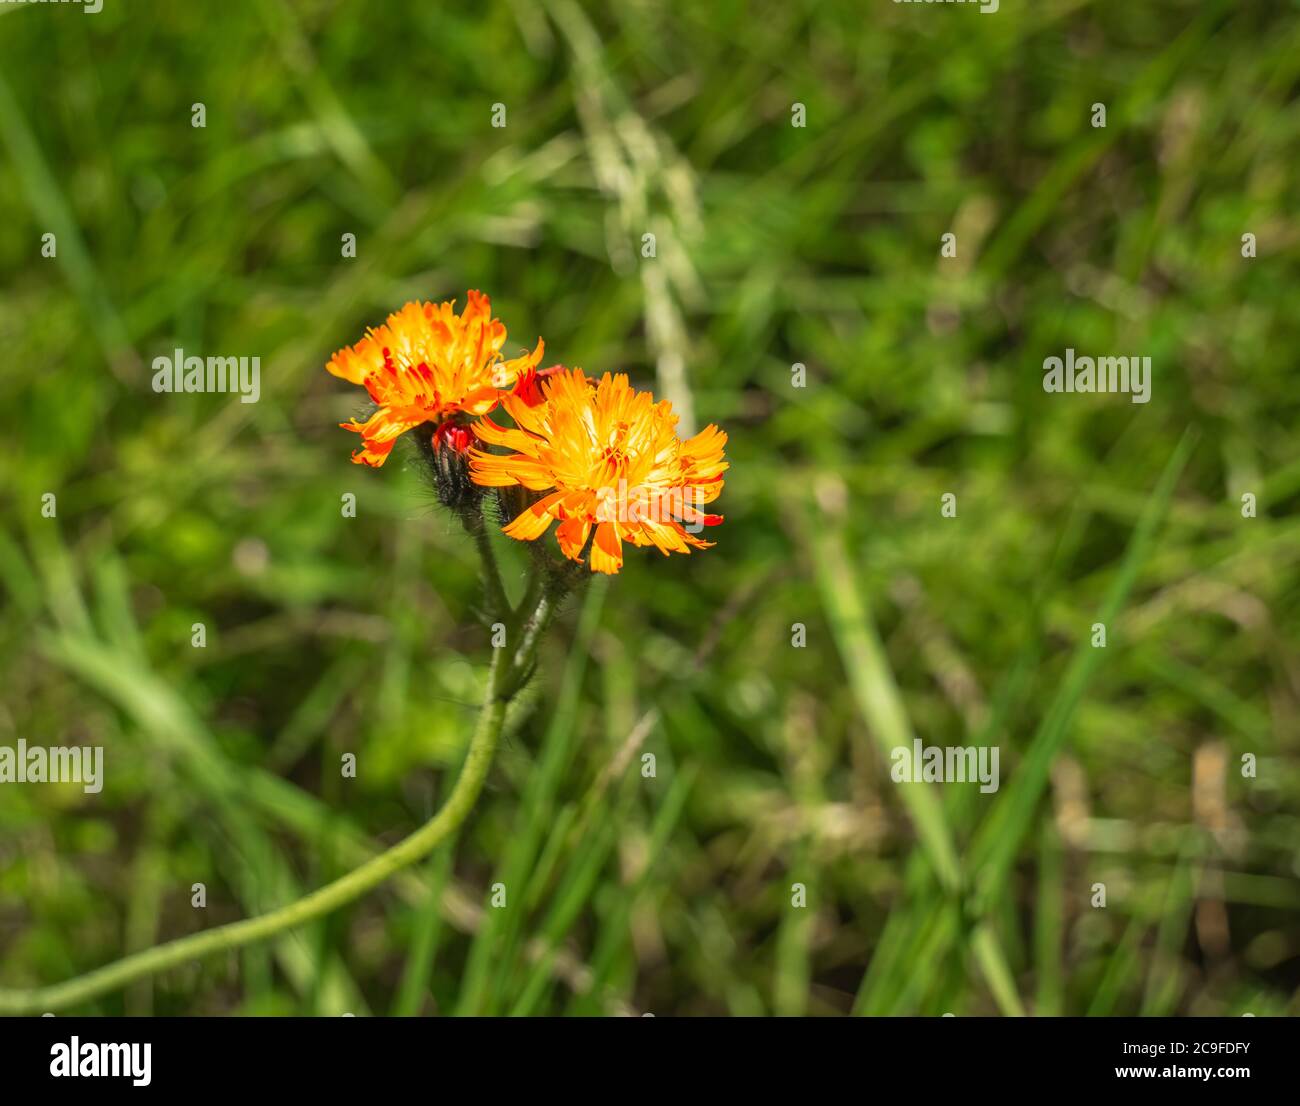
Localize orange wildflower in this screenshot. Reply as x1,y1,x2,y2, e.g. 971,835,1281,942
470,369,727,574
326,291,543,467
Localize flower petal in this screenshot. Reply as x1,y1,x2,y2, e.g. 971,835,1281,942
555,515,592,561
502,491,566,540
589,522,624,574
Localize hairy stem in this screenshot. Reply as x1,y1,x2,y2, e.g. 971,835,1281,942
461,506,510,623
500,572,570,700
0,600,538,1015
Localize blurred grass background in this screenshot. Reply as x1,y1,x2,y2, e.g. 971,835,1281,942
1,0,1298,1016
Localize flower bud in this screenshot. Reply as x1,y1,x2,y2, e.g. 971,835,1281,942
417,419,481,511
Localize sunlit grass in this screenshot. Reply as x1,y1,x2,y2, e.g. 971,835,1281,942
0,0,1297,1016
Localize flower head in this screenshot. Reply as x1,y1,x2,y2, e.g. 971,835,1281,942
469,369,727,574
326,291,543,467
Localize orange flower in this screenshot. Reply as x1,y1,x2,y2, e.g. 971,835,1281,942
326,291,543,467
470,369,727,574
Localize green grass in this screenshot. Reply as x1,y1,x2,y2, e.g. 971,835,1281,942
1,0,1298,1016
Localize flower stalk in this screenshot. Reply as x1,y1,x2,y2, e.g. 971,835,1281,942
0,557,558,1016
459,504,511,624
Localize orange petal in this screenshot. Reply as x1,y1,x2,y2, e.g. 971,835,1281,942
493,338,545,391
326,334,387,385
555,515,592,561
589,522,624,574
502,491,566,541
458,386,507,417
348,439,397,467
469,449,556,491
472,415,543,455
467,448,523,487
638,520,690,555
671,520,715,550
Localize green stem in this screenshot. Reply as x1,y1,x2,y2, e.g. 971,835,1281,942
513,566,544,633
513,590,555,674
462,508,511,623
0,645,514,1015
500,572,568,700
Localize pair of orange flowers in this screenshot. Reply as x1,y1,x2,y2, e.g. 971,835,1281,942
325,292,727,575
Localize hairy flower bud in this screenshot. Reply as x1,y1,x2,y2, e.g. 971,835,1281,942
416,419,482,511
